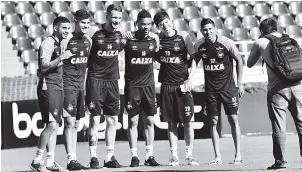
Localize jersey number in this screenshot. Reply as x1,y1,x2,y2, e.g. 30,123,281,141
142,51,146,56
165,51,170,56
232,97,237,103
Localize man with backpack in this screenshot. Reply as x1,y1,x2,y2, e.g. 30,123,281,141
247,18,302,170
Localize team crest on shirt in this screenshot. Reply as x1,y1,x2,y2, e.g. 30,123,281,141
71,47,78,52
55,49,60,56
53,109,58,117
126,102,132,110
115,38,120,44
98,39,104,44
217,51,224,58
149,43,154,51
89,101,95,109
174,43,180,51
131,45,138,50
121,38,127,44
210,58,216,63
68,104,73,112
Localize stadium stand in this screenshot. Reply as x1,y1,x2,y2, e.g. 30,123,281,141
34,1,52,16
158,1,177,10
87,1,106,14
69,1,87,13
16,2,34,16
39,12,56,28
16,37,34,56
289,1,302,15
1,2,16,19
3,13,22,31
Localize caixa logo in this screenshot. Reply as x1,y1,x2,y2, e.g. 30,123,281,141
12,102,204,139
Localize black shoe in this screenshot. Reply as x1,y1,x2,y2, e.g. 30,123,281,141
67,160,89,171
144,156,160,166
267,160,287,170
30,160,50,172
103,156,122,168
89,157,101,169
129,156,140,167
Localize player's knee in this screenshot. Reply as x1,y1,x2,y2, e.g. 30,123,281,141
106,116,118,126
183,121,193,128
211,117,219,126
145,116,154,126
227,115,239,127
47,121,59,132
74,120,80,130
129,116,139,127
64,117,76,128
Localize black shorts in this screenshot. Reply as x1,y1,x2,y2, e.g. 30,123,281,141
37,87,63,125
159,84,194,123
86,79,119,116
63,89,85,120
124,85,156,116
206,88,239,116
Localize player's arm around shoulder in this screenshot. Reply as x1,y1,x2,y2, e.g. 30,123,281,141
149,32,160,52
193,38,205,65
247,39,263,68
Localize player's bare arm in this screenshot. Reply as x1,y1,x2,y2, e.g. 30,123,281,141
184,33,197,92
247,40,262,68
229,40,244,97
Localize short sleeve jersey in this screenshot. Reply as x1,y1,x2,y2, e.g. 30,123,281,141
194,36,240,92
37,36,63,90
87,24,126,80
124,31,157,86
157,31,196,85
63,34,92,90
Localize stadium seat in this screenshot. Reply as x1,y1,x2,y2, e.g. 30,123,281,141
217,28,231,38
211,17,224,29
16,2,34,16
158,1,177,10
176,1,194,10
40,12,56,28
271,2,289,16
94,10,106,24
242,15,259,30
236,4,254,18
248,1,265,6
212,1,229,9
218,5,236,19
183,6,200,21
200,5,218,18
194,1,211,9
3,13,22,31
22,13,40,28
87,23,100,38
87,1,106,14
33,36,46,51
105,1,124,9
141,1,159,10
21,49,38,63
28,24,46,40
249,27,261,40
70,1,87,13
259,14,276,23
121,21,136,31
278,14,295,29
289,2,302,16
129,9,142,22
189,18,201,33
46,24,53,37
232,28,250,41
9,25,28,44
149,8,161,19
121,11,130,21
173,19,189,31
1,2,16,19
186,30,197,43
253,3,271,17
224,16,242,30
52,1,70,15
296,13,302,27
34,2,52,16
124,1,141,11
229,1,247,7
16,37,34,56
58,11,74,22
166,8,183,20
286,25,302,38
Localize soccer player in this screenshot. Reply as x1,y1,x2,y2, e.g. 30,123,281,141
86,4,126,168
153,11,198,166
62,9,91,171
247,18,302,170
124,10,160,167
30,16,73,172
194,18,244,164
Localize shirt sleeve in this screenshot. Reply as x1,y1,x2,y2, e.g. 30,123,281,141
184,33,196,58
226,38,241,60
40,38,54,62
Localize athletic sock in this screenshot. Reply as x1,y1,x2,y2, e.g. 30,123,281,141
33,149,45,164
67,152,76,164
130,148,138,157
170,146,178,157
106,146,114,162
89,146,97,158
45,152,54,167
186,146,193,158
146,145,153,159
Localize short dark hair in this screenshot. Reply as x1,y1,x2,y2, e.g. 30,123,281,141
200,18,215,29
153,11,169,26
53,16,70,26
259,18,277,35
106,4,123,14
74,9,91,22
137,10,151,21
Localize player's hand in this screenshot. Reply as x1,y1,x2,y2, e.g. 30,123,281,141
184,79,193,92
238,84,244,98
122,31,134,39
60,50,75,60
